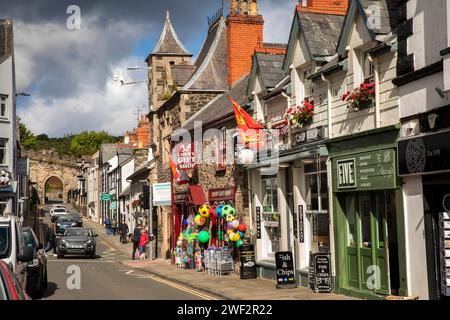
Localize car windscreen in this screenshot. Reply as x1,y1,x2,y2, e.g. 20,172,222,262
64,229,92,237
54,209,67,213
0,225,10,259
58,216,74,222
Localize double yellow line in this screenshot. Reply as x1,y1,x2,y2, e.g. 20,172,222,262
143,275,219,300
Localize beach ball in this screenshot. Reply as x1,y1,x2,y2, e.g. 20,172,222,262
227,222,233,230
194,215,206,227
238,231,245,239
226,229,233,236
216,204,225,218
222,205,236,217
229,232,236,241
176,240,183,247
231,220,240,229
198,204,210,218
226,214,235,223
232,232,241,242
236,240,244,248
198,231,210,244
238,224,247,233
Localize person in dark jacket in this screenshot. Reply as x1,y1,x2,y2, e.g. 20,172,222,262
45,225,57,256
132,224,141,259
119,223,129,244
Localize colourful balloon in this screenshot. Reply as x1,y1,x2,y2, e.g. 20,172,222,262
229,232,236,241
222,205,236,216
226,229,233,236
198,231,210,243
233,232,241,242
238,223,247,232
238,231,245,239
236,240,244,248
194,215,206,226
198,204,210,218
227,222,233,230
231,220,239,229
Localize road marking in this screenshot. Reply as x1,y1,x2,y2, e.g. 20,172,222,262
141,275,218,300
125,270,134,275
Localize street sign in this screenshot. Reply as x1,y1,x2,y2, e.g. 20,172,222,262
100,193,113,202
109,201,117,210
275,251,296,289
153,183,171,206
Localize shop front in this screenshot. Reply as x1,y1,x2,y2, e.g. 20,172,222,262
398,114,450,300
248,125,332,288
330,126,408,299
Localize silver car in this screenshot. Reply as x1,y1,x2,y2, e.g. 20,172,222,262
57,228,98,259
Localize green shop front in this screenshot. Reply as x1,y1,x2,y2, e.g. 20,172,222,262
329,127,408,299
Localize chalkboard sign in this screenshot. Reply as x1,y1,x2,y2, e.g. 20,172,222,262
275,251,296,289
313,254,332,293
298,205,304,243
256,207,262,239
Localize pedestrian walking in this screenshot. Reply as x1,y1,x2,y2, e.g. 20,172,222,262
139,227,149,260
104,217,111,236
44,225,57,256
132,224,141,260
120,223,129,244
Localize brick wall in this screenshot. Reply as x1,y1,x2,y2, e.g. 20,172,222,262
227,14,264,86
297,0,349,15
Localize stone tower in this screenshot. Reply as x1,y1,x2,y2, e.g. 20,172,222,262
145,11,192,112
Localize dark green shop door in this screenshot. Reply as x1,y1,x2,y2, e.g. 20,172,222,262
343,192,391,294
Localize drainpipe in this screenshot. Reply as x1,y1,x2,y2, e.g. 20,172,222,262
369,54,381,128
321,74,333,139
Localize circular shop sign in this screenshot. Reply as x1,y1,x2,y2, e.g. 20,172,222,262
443,194,450,212
100,193,113,202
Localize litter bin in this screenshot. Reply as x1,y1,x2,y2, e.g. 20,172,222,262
240,244,257,279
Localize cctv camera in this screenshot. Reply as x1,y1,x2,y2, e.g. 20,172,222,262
435,87,448,99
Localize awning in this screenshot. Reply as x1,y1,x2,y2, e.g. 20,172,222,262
119,185,131,198
188,185,207,206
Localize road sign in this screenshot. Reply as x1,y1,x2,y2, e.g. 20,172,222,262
100,193,113,202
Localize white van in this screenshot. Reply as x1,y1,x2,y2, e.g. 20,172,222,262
0,216,34,286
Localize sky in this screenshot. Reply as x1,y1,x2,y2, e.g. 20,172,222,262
2,0,298,137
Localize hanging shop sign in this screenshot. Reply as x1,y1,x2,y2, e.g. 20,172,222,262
275,251,296,289
292,126,324,147
17,158,29,176
153,183,171,206
398,130,450,176
334,149,397,191
293,210,298,240
298,205,304,243
256,206,262,239
100,193,113,202
109,201,117,210
174,143,197,171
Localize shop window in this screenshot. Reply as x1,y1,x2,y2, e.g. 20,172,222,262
346,197,357,247
262,176,280,256
359,194,372,248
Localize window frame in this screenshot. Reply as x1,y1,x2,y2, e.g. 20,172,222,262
261,175,280,259
0,139,7,166
0,95,8,119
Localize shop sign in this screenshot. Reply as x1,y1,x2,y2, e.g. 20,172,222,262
293,210,298,240
109,201,117,210
100,193,113,202
153,183,171,206
174,143,197,171
275,251,296,289
334,149,397,191
298,205,304,243
311,254,332,293
398,130,450,176
208,187,235,202
17,158,29,176
292,126,324,147
174,191,189,203
256,206,262,239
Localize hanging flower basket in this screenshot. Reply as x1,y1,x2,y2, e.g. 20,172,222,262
342,79,375,112
285,99,315,128
132,199,142,209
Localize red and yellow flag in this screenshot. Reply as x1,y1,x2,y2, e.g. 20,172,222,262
229,96,265,149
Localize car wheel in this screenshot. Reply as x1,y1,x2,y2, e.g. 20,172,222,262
90,252,96,259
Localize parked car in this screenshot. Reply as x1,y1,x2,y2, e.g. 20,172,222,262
0,216,34,287
67,213,83,227
55,215,79,236
23,227,47,299
57,228,98,259
0,260,30,300
50,208,69,223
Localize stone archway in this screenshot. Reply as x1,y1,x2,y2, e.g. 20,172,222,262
43,176,64,204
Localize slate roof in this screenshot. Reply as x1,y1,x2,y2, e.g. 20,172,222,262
170,65,197,87
183,17,228,91
298,12,345,58
359,0,398,36
182,76,250,131
256,53,287,89
152,12,191,56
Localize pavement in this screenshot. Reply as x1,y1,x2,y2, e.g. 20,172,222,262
83,218,356,300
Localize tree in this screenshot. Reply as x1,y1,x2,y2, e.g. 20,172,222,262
69,131,117,156
18,120,37,149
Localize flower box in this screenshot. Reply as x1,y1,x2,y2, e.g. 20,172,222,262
341,79,375,112
285,99,315,128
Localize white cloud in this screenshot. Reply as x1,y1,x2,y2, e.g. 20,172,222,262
260,0,297,44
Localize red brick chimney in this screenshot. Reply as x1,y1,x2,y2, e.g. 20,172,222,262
297,0,349,15
226,2,264,86
136,115,150,149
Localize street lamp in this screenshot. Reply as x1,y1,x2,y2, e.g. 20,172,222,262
16,92,31,97
113,67,150,86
